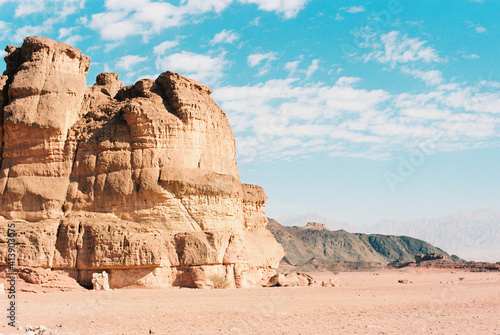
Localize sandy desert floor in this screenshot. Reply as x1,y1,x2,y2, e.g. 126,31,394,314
1,268,499,335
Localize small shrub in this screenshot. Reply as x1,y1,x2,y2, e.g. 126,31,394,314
209,274,230,289
458,277,465,281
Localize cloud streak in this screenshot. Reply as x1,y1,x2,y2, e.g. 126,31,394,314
88,0,309,41
213,75,500,164
363,31,445,67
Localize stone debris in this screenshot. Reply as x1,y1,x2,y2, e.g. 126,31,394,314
21,325,72,335
92,271,110,291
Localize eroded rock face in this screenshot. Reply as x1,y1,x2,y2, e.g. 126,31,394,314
0,37,284,289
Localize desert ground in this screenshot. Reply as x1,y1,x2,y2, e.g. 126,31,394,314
1,269,499,335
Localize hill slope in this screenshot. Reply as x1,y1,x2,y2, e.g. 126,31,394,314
267,219,452,271
365,209,500,262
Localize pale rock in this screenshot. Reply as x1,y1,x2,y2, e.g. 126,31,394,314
267,272,315,287
92,271,110,291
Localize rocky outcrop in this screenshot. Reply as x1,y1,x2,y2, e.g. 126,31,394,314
0,37,284,289
267,218,451,272
414,253,446,262
267,272,315,287
305,222,326,230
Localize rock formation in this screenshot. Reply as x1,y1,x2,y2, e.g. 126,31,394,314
305,222,326,230
0,37,284,289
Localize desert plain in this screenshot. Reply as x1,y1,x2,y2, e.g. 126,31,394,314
1,268,499,335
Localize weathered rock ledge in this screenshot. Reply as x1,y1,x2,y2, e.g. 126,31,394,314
0,37,284,289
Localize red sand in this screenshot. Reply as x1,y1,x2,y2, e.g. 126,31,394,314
1,268,499,335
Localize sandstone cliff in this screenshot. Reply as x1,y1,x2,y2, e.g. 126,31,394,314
0,37,284,289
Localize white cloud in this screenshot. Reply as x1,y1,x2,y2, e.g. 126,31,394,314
475,26,487,33
89,1,183,40
212,75,500,164
466,20,487,34
116,55,148,71
12,0,85,20
156,51,227,85
57,26,84,45
401,67,444,86
58,27,76,39
182,0,233,14
211,29,240,45
153,40,179,55
0,20,11,41
90,0,308,40
249,16,261,26
239,0,310,19
341,6,365,13
463,54,480,60
63,34,84,46
247,52,277,67
284,60,300,75
13,24,51,43
247,52,278,76
4,0,86,43
14,1,44,17
364,31,444,67
104,42,120,52
305,59,320,78
335,13,344,21
335,77,361,86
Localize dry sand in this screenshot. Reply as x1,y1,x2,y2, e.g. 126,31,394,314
1,268,499,335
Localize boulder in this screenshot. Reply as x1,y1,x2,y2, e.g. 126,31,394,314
267,272,315,287
92,271,110,291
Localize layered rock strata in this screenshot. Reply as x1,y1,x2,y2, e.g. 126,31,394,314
0,37,284,288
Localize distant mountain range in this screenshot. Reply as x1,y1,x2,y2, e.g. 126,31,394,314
364,209,500,263
267,219,453,272
277,209,500,262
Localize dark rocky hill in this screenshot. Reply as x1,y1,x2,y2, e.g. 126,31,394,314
267,218,456,271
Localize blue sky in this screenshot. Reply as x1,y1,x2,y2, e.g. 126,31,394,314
0,0,498,226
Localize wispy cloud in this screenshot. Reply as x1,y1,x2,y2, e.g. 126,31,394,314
401,67,444,86
213,75,500,164
475,26,487,33
153,40,179,55
284,60,300,75
239,0,310,19
466,20,487,33
305,59,320,78
211,29,240,45
156,51,227,85
248,52,277,67
12,0,85,19
13,24,51,43
89,0,309,41
115,55,148,71
247,52,278,76
463,53,480,60
340,6,365,13
363,31,445,67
